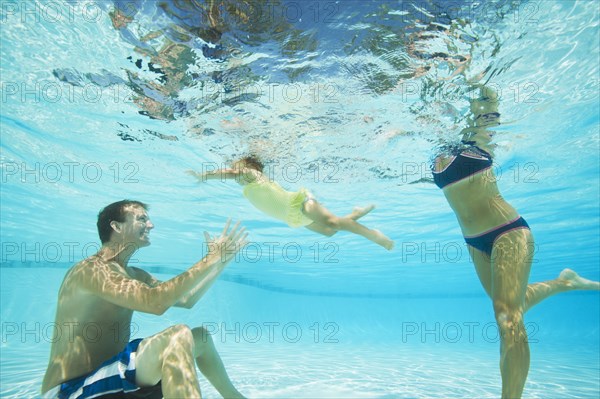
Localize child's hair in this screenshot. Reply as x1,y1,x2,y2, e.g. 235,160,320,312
238,155,264,172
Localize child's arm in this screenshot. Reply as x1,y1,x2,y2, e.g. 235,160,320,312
186,168,242,182
188,167,263,184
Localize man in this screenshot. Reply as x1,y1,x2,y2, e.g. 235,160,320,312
41,200,247,398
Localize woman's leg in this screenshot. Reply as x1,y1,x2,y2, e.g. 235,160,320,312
466,244,493,297
490,228,534,399
468,236,600,312
468,236,531,398
302,200,394,250
467,231,599,399
524,268,600,312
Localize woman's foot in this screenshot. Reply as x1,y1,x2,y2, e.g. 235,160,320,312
558,268,600,290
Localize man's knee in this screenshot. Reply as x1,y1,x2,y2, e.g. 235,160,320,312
191,326,210,339
191,326,214,355
136,324,194,386
164,324,194,349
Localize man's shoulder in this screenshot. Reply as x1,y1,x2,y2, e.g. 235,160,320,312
65,256,119,283
69,255,107,271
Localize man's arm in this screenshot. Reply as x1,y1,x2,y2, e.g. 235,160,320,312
130,267,210,309
172,273,219,308
78,221,246,315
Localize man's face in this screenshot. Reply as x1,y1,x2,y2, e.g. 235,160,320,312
118,205,154,248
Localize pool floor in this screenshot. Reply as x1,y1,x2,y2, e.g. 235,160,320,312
1,341,599,398
1,268,598,398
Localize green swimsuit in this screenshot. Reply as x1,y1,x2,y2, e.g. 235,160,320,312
242,179,314,228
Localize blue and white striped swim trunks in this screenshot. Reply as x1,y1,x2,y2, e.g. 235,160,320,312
43,339,162,399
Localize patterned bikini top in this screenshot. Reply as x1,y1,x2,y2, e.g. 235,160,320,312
432,143,493,189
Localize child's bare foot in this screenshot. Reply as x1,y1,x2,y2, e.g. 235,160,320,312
558,268,600,290
373,229,394,250
350,204,375,220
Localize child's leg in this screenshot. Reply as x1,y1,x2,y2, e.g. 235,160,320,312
305,222,336,237
305,205,376,237
302,199,394,250
348,205,376,220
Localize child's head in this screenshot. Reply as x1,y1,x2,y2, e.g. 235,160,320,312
234,155,264,172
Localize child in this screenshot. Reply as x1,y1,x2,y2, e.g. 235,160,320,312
188,156,394,250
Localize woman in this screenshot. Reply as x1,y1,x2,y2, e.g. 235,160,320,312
432,86,599,398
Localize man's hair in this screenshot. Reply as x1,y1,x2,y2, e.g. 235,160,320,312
238,155,264,172
97,200,149,244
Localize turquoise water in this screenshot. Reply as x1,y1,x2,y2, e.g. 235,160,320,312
1,0,599,398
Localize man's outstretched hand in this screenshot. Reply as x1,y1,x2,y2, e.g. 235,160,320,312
204,219,248,266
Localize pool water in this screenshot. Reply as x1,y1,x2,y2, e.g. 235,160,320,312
1,0,599,398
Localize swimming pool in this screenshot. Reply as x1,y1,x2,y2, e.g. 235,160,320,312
1,0,599,398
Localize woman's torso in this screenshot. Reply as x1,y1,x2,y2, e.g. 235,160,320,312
433,143,519,236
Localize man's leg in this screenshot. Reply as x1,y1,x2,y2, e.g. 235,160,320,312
135,324,201,399
192,326,245,399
